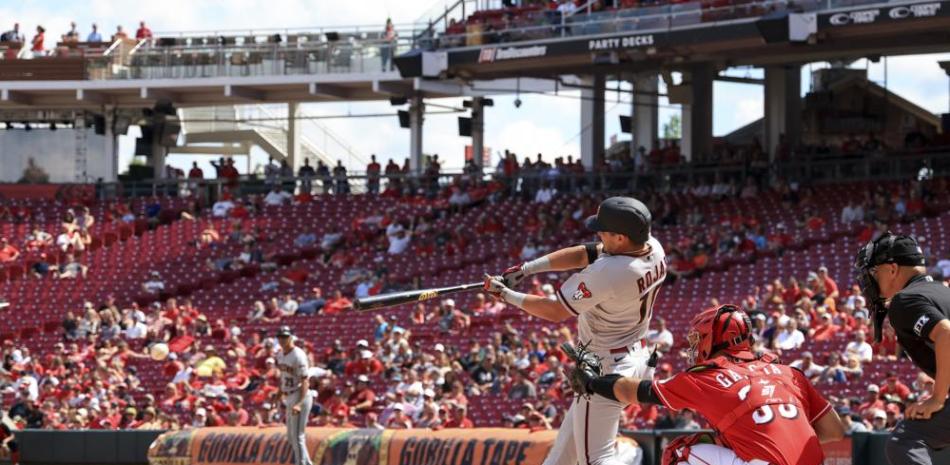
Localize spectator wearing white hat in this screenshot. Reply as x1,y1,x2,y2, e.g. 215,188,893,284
348,375,376,414
870,409,889,432
344,349,383,376
385,403,412,429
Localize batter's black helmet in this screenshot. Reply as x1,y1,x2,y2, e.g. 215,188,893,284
585,196,651,244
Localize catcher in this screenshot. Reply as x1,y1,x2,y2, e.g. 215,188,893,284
568,304,845,465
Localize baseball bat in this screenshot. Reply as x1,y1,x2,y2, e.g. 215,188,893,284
354,281,484,311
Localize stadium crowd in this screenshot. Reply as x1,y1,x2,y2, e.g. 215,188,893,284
1,21,154,58
0,154,948,436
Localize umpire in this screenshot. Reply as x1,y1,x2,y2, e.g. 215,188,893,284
854,232,950,464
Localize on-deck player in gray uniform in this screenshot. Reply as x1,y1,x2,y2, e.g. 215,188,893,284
485,196,665,465
276,326,313,465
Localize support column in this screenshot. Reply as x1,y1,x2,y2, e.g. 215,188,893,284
287,102,302,171
764,65,801,160
632,73,658,152
150,133,167,179
104,107,118,181
580,75,606,168
409,95,425,172
471,97,485,168
681,63,714,162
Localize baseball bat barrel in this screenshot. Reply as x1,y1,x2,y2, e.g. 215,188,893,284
354,281,484,311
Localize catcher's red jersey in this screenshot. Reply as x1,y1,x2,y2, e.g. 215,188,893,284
652,357,831,465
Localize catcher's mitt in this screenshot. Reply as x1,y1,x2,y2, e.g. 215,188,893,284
561,341,603,400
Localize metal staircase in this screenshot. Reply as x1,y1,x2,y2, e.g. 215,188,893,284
178,104,366,169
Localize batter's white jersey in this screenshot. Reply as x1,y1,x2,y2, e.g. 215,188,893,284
277,346,310,401
544,235,666,465
556,236,666,352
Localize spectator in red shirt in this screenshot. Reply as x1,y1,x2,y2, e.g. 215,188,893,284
135,21,152,40
228,397,249,425
817,266,840,300
347,375,376,413
857,384,886,419
366,155,381,195
879,372,912,402
322,290,353,315
188,162,204,179
385,404,413,429
443,403,474,428
0,238,20,262
808,313,840,341
345,350,383,376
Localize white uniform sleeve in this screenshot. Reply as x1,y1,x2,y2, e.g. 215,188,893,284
556,265,615,316
296,350,310,379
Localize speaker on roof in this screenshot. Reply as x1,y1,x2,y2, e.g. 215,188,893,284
619,115,632,134
397,110,410,129
93,115,106,135
325,32,340,42
458,117,472,137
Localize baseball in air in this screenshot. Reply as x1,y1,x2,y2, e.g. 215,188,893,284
150,343,170,361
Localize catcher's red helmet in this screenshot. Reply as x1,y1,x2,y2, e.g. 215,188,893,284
687,304,755,365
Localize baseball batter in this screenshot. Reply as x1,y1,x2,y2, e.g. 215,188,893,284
275,326,313,465
484,196,665,465
576,305,846,465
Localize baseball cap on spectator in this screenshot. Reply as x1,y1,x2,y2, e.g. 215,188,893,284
868,384,880,393
265,357,275,365
802,351,813,359
873,410,887,420
357,374,369,383
360,350,373,359
778,315,791,326
392,403,404,412
818,266,828,273
443,299,455,307
356,339,369,348
807,272,819,281
195,408,207,417
433,343,445,353
423,388,435,398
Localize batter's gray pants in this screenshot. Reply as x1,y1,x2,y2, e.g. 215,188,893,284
886,405,950,465
285,392,313,465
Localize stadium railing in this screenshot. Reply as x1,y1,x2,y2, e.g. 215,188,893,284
97,150,948,200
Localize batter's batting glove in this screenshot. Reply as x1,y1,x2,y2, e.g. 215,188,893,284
483,274,509,296
501,264,527,288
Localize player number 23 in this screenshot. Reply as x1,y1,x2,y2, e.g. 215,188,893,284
739,385,800,425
